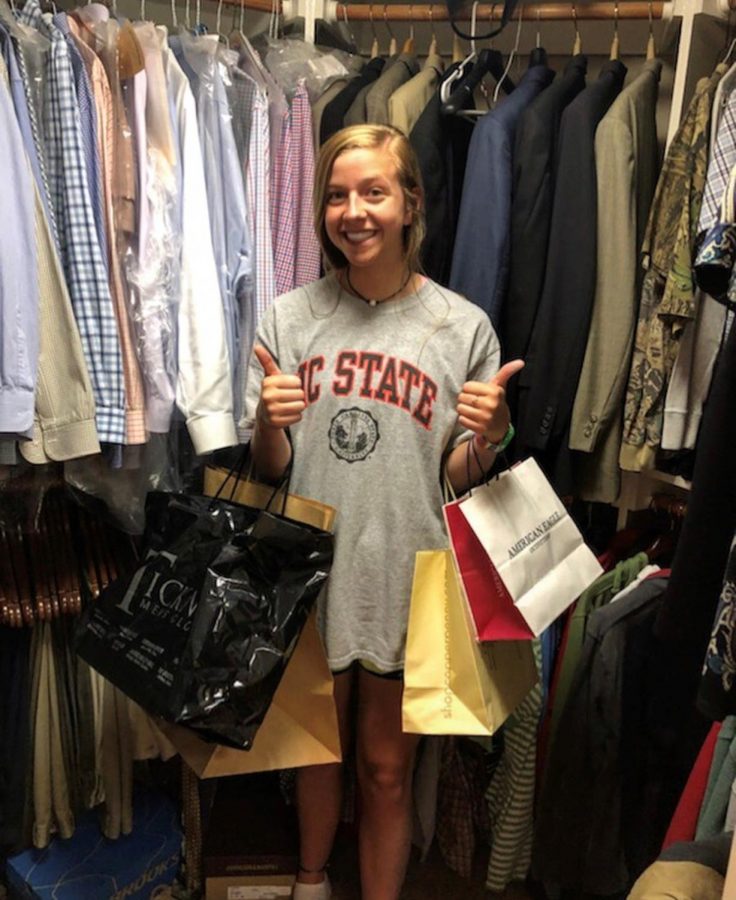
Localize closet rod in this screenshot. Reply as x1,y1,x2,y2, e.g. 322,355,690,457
331,1,665,22
220,0,282,12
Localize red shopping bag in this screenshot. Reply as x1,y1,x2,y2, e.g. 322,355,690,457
443,498,533,641
444,458,602,641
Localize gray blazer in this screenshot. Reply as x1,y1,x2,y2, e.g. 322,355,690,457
344,53,419,126
365,52,420,125
344,56,399,126
570,59,663,503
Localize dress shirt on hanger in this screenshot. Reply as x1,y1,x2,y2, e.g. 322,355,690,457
162,40,238,454
20,0,126,447
0,55,38,439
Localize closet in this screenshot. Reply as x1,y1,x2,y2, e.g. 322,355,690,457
2,0,736,897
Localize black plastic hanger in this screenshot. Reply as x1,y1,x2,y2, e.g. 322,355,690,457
529,45,547,67
441,48,515,116
529,8,547,67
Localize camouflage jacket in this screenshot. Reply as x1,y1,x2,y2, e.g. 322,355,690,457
620,65,727,472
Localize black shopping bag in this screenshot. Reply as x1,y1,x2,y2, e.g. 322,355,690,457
77,490,334,749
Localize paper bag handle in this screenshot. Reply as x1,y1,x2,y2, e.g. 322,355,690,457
210,435,294,516
442,437,510,505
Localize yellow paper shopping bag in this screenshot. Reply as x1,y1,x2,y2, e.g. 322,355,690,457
402,550,537,736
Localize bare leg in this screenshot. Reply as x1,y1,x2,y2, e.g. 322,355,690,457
295,668,354,886
356,669,421,900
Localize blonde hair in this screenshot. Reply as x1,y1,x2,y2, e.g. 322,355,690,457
313,124,426,274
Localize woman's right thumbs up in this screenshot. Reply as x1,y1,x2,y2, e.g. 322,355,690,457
254,345,307,429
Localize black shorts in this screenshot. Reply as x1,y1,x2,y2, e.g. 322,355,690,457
331,659,403,681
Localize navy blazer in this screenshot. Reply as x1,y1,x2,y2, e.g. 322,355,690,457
502,55,587,374
449,63,554,326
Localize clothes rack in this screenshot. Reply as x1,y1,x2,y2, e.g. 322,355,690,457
217,0,676,50
218,0,674,20
217,0,730,150
330,2,668,22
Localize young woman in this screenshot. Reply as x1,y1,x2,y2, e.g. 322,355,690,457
244,124,522,900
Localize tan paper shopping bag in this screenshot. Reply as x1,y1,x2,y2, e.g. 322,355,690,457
204,465,337,532
402,550,537,736
162,613,341,777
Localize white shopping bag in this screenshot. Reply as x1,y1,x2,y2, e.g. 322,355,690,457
457,458,603,636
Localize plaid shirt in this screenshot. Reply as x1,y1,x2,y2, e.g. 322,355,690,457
291,81,321,288
272,103,296,296
53,12,108,274
20,0,125,445
67,16,146,446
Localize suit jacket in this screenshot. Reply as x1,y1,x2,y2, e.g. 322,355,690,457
535,573,712,895
388,50,443,135
501,55,587,374
515,59,627,493
320,57,385,143
571,60,662,504
409,63,473,286
312,77,350,146
364,52,419,125
533,577,669,896
449,64,554,325
343,54,399,126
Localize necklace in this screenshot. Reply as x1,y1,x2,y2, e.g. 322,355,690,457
345,269,413,307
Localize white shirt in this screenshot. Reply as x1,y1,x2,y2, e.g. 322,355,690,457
162,43,237,454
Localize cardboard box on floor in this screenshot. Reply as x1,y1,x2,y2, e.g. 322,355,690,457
203,774,298,900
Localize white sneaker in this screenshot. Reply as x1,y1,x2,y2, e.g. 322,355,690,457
292,874,332,900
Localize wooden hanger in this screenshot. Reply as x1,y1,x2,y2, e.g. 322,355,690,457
369,4,380,59
0,530,22,628
76,507,103,600
427,3,438,56
384,3,397,55
571,1,582,55
646,0,656,59
44,501,68,617
47,492,80,617
6,524,34,627
609,0,620,60
401,3,415,53
29,524,54,621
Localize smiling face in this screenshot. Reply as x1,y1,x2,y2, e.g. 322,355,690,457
323,146,414,277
